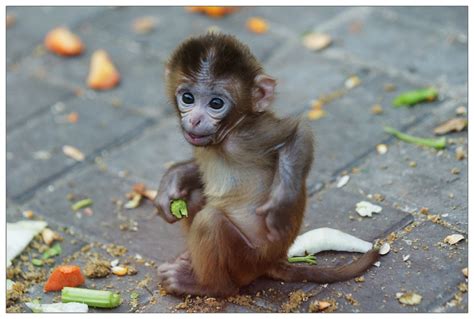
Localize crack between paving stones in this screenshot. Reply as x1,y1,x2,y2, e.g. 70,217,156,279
11,117,157,203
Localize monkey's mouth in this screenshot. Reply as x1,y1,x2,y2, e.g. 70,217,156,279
184,131,214,146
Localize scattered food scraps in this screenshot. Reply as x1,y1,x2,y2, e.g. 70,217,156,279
456,106,467,116
44,265,85,292
87,50,120,90
376,144,388,155
355,276,365,283
32,258,44,267
84,259,111,278
33,150,52,160
345,75,361,89
384,126,446,150
409,161,417,168
62,145,85,161
288,255,317,265
132,183,158,200
41,228,61,246
336,175,350,188
393,88,437,107
455,146,466,160
7,220,47,267
373,261,381,267
302,32,332,51
403,254,410,262
111,266,128,276
25,302,88,313
246,17,268,34
22,210,34,219
307,106,326,121
443,234,465,245
6,14,16,28
462,268,468,277
42,242,62,259
451,167,461,175
287,227,372,257
186,6,238,18
44,27,84,57
384,83,397,92
355,201,382,217
433,118,468,135
71,198,93,211
379,243,390,255
124,193,142,209
371,103,383,115
67,112,79,123
396,292,422,306
132,16,157,34
308,300,333,312
171,199,189,219
281,290,308,312
61,287,122,308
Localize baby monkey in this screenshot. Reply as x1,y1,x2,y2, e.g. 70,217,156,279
156,33,379,297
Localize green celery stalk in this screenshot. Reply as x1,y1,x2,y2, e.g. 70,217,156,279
71,198,93,211
288,255,317,265
384,126,446,149
393,88,438,107
61,287,121,308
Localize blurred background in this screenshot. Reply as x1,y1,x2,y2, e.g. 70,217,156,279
6,6,468,313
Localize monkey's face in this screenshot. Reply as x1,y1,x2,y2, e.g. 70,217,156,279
176,82,234,146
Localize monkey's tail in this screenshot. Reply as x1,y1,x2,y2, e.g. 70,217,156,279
266,249,380,284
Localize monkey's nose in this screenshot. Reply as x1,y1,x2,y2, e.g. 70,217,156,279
190,118,201,128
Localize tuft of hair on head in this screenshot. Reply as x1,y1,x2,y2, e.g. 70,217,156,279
166,33,263,100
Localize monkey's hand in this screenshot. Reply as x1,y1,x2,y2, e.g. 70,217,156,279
256,185,296,242
155,161,205,223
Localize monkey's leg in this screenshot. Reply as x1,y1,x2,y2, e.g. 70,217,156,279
158,206,262,297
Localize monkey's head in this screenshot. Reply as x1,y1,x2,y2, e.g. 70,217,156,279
165,33,276,147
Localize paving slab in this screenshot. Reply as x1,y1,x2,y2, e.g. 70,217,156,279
6,6,111,66
21,165,185,264
6,72,75,131
342,101,468,232
320,7,467,86
6,95,151,202
302,221,468,312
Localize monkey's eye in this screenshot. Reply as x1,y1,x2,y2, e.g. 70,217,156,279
182,93,194,104
209,98,224,110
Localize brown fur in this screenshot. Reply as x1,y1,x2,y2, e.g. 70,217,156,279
157,33,379,297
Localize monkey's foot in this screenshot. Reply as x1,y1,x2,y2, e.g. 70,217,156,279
158,256,203,296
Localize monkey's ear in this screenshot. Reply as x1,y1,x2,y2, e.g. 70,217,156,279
253,74,276,112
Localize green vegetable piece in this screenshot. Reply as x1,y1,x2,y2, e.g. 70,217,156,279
288,255,317,265
392,88,438,107
42,243,62,259
170,199,188,219
62,287,122,308
384,126,446,150
130,291,139,300
71,198,93,211
31,258,44,267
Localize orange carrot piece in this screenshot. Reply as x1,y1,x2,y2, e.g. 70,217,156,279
44,265,85,292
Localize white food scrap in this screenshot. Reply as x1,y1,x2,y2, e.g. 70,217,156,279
443,234,465,245
62,145,85,161
336,175,350,188
379,242,391,255
355,201,382,217
302,32,332,52
396,292,422,306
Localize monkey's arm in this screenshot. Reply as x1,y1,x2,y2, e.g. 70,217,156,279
256,122,314,241
156,160,205,223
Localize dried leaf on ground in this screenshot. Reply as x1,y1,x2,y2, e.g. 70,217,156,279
132,16,157,34
443,234,465,245
246,17,268,34
433,118,468,135
355,201,382,217
302,32,332,51
186,6,238,18
87,50,120,90
63,145,85,161
44,27,84,56
396,292,422,305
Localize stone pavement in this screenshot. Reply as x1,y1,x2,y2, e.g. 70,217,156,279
6,6,467,313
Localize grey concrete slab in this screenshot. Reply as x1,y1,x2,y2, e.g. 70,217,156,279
6,95,151,201
342,102,467,232
321,7,467,86
21,165,185,263
102,116,191,185
303,221,467,312
6,6,111,65
6,72,75,131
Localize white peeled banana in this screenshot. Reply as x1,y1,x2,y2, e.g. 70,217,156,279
288,227,373,258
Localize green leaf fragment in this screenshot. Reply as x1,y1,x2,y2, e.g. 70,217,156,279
170,199,189,219
71,198,93,211
288,255,317,265
31,258,44,267
42,243,62,259
384,126,446,149
393,88,438,107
